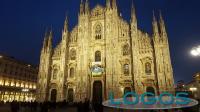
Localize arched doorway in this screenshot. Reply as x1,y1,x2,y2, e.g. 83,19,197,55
67,89,74,102
146,87,155,96
92,81,102,103
50,89,57,102
124,87,132,97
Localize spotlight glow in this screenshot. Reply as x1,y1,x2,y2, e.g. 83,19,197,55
191,49,199,56
191,46,200,56
197,46,200,53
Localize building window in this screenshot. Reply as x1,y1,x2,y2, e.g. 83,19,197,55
145,62,151,74
95,24,102,40
123,44,130,56
53,69,58,79
70,68,75,78
95,51,101,62
70,49,76,60
123,64,129,75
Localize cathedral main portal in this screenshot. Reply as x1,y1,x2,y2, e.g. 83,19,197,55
92,81,102,104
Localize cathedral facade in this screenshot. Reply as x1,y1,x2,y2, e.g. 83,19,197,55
37,0,175,103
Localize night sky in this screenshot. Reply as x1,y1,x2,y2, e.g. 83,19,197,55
0,0,200,84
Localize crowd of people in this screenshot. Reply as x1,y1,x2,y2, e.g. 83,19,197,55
0,100,103,112
0,100,199,112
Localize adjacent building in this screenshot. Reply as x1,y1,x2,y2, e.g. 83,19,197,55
185,72,200,100
37,0,175,103
0,54,38,102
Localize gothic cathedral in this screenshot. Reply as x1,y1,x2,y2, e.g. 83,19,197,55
37,0,175,102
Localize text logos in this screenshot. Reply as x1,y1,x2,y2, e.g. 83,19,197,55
102,91,199,110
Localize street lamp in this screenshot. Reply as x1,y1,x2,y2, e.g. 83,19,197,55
191,46,200,56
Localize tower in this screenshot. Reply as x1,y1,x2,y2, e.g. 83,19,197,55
37,30,53,102
158,12,174,92
130,1,138,93
76,0,90,101
58,16,69,101
153,11,174,93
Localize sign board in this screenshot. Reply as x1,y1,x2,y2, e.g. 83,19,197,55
91,64,104,76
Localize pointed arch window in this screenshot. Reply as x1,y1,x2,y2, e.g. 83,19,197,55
123,44,130,56
70,49,76,60
53,69,58,79
145,62,152,74
123,64,129,75
95,51,101,62
69,68,75,78
95,24,102,40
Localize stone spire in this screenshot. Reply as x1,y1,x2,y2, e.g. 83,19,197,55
63,16,68,33
159,11,167,37
152,11,159,37
80,0,84,14
85,0,89,14
131,1,137,24
106,0,111,9
62,16,68,41
42,29,52,51
47,30,53,49
112,0,117,9
42,31,48,50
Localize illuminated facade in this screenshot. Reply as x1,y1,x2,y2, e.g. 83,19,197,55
0,54,38,102
37,0,175,102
